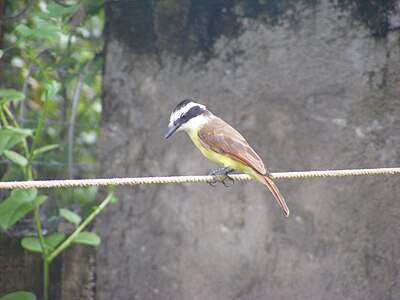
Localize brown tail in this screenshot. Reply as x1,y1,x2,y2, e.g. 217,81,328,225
261,174,290,217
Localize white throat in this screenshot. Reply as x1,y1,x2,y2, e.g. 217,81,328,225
179,114,209,133
168,101,209,135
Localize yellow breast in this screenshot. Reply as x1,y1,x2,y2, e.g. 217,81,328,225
187,130,260,179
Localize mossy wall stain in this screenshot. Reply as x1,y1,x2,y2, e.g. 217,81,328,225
106,0,395,58
333,0,397,37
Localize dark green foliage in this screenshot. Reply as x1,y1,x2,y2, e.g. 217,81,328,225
0,1,112,299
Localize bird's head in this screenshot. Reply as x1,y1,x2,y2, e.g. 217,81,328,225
165,99,208,139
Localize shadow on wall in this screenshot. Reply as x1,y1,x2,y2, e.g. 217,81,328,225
107,0,397,59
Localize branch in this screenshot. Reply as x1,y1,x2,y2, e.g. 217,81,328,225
52,0,69,8
68,59,94,178
19,61,36,127
0,0,35,25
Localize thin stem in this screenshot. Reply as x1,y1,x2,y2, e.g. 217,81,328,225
47,191,114,263
24,52,54,300
62,1,85,26
0,0,35,25
19,61,36,127
3,105,29,152
68,60,93,179
52,0,69,7
43,259,49,300
0,105,9,127
3,105,31,168
34,208,49,257
26,55,50,179
34,207,50,300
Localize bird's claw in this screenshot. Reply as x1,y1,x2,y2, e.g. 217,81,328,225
208,168,235,188
209,179,219,187
221,174,234,187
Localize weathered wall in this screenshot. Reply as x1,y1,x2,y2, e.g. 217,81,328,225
97,1,400,299
0,236,95,299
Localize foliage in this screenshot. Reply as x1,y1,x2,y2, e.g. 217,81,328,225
0,189,47,230
0,291,36,300
2,0,104,183
0,1,112,299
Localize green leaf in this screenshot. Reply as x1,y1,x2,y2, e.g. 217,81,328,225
8,127,33,136
0,88,24,104
86,0,106,10
59,208,81,227
45,80,61,99
3,150,28,167
73,231,101,246
33,3,77,19
47,3,78,17
0,127,32,155
0,189,47,230
32,144,58,158
0,291,36,300
74,50,95,63
45,232,66,249
15,24,33,37
21,237,43,253
21,232,66,253
16,22,63,41
36,22,62,39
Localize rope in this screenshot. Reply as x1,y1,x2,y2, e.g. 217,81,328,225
0,167,399,190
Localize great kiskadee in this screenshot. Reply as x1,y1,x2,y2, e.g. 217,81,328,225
165,99,290,217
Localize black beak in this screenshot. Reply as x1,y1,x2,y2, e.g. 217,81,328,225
164,123,181,139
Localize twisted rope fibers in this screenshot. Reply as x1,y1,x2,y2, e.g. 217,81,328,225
0,167,399,190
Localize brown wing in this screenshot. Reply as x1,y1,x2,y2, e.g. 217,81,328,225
198,116,267,175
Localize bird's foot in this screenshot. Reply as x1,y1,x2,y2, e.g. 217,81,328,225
208,167,235,187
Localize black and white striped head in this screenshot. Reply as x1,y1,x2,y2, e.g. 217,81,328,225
165,99,208,138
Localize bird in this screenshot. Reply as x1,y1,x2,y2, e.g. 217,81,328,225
165,99,290,217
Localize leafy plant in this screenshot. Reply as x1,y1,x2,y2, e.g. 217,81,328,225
0,1,108,299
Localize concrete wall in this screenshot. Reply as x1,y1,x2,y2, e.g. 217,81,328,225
97,1,400,299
